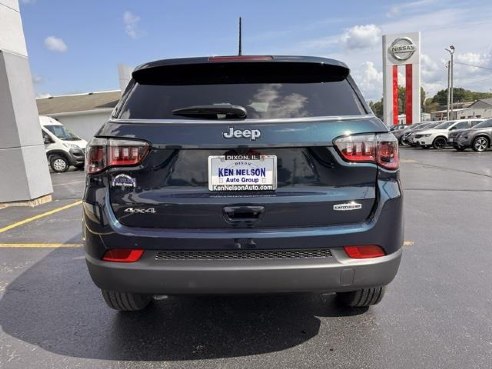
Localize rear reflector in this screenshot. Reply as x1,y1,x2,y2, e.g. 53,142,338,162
102,249,144,263
344,245,385,259
209,55,273,62
334,133,399,170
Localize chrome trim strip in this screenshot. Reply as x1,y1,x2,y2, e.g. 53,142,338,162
109,114,376,125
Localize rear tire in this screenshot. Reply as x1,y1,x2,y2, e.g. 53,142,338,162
101,290,152,311
337,286,385,307
472,136,489,152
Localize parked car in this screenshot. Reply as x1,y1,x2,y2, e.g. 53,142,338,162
392,122,425,145
405,122,441,146
40,115,87,172
83,55,403,311
414,119,485,149
389,124,407,132
451,119,492,152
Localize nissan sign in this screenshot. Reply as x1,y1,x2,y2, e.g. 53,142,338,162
389,37,416,61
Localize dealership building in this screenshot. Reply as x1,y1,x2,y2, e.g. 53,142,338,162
430,98,492,121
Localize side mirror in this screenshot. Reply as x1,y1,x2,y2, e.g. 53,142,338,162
43,136,51,144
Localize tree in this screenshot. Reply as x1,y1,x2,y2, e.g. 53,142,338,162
369,100,383,119
397,86,406,114
452,88,467,102
432,89,448,106
424,98,439,113
369,86,427,118
431,88,492,106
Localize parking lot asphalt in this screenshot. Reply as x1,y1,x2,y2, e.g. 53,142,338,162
0,149,491,369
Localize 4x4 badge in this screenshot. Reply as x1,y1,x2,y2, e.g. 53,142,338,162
223,127,261,141
333,202,362,211
124,207,156,214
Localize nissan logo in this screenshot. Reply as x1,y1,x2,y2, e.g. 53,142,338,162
389,37,416,61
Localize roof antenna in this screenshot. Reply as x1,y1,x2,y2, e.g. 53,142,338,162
238,17,242,56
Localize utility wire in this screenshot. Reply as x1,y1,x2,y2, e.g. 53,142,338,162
454,61,492,71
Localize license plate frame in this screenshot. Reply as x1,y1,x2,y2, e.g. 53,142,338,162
208,155,277,191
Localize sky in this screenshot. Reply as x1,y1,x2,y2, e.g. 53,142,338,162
19,0,492,101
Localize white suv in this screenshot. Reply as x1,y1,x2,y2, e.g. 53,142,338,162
414,119,485,149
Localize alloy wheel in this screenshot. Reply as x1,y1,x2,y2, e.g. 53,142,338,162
473,137,488,152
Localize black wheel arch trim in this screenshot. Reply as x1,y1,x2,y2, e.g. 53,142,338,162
47,150,77,165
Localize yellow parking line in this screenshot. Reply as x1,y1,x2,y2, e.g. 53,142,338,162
0,200,82,234
0,243,82,248
52,180,86,187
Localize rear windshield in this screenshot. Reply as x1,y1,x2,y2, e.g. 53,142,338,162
118,81,367,120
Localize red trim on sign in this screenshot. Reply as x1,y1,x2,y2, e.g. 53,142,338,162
392,65,398,125
405,64,413,125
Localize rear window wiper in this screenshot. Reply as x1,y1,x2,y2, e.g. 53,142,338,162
172,104,247,119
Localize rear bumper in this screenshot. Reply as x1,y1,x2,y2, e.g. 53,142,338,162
83,176,403,295
86,248,402,294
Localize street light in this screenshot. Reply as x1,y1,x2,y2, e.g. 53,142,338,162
445,45,455,120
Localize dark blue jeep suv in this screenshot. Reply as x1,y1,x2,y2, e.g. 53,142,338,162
83,55,403,311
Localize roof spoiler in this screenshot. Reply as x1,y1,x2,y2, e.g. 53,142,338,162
133,58,350,86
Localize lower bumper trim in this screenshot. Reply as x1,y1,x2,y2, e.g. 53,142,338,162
86,248,402,295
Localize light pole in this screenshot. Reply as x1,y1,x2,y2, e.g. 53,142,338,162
446,61,450,120
445,45,455,119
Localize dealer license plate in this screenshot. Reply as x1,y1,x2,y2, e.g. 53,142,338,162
208,154,277,191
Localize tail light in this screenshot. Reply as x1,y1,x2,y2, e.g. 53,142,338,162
344,245,385,259
85,138,149,174
334,133,399,170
